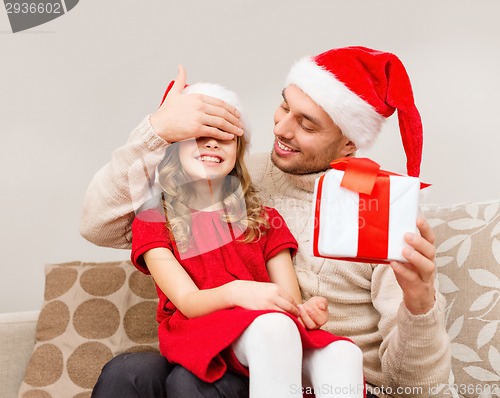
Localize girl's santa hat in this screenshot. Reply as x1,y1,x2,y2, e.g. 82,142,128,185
285,46,423,177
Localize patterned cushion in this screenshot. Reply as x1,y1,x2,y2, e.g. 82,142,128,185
18,261,158,398
423,201,500,398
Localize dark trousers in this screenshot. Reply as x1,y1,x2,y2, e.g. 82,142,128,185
92,351,376,398
91,351,249,398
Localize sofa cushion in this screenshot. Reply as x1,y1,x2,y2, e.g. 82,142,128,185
0,311,39,398
18,261,158,398
423,201,500,397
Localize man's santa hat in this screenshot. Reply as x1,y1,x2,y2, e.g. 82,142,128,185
285,46,423,177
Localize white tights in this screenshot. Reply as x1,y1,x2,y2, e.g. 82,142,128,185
232,313,364,398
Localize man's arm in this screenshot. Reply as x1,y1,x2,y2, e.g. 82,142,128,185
372,218,451,396
80,116,168,248
372,266,450,397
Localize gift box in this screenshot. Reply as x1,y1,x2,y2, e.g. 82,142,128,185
312,157,428,264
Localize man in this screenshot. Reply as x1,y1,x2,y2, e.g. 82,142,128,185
82,46,450,398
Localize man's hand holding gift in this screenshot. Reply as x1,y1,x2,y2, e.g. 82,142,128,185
391,217,437,315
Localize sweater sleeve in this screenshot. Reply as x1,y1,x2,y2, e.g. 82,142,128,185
371,264,451,397
80,115,169,249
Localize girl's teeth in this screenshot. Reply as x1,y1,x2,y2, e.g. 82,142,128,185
199,156,221,163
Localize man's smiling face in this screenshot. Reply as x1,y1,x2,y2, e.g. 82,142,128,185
271,84,356,175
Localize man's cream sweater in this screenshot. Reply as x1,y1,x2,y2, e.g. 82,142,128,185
81,116,451,397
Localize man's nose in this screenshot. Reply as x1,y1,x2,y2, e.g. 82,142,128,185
274,113,295,140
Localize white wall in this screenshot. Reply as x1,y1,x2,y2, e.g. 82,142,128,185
1,0,499,313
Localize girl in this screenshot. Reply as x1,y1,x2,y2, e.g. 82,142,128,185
131,82,365,398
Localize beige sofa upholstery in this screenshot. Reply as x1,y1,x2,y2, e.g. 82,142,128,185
0,311,39,398
1,200,499,398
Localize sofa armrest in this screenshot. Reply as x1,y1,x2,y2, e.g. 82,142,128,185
0,311,39,398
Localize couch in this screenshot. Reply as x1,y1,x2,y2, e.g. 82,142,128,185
1,200,499,398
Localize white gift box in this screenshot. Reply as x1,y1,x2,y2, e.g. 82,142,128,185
312,158,423,263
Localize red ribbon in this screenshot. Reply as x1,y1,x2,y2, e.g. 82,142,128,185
330,158,430,191
314,158,428,263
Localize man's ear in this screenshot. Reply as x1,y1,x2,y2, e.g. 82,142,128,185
341,139,357,157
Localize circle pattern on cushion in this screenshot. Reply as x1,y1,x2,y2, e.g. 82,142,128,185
37,301,70,341
74,393,91,398
44,267,78,301
124,301,158,343
22,390,52,398
80,266,126,296
23,344,63,387
36,300,70,341
73,298,120,339
129,269,157,299
67,342,113,388
19,261,159,398
126,344,161,353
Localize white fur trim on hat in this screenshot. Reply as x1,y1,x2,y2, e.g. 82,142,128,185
183,83,241,111
285,57,385,148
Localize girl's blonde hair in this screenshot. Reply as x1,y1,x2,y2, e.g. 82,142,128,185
158,136,269,253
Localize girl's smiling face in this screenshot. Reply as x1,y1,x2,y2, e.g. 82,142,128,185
178,137,238,182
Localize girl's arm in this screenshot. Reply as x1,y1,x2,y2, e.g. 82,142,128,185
266,249,328,329
144,247,300,318
266,249,303,306
80,117,167,249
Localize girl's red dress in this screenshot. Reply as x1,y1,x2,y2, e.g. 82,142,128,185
131,206,350,383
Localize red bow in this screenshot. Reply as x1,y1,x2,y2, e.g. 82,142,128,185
330,157,429,194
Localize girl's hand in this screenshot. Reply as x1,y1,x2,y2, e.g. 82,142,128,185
299,296,329,330
150,65,244,143
227,280,300,317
